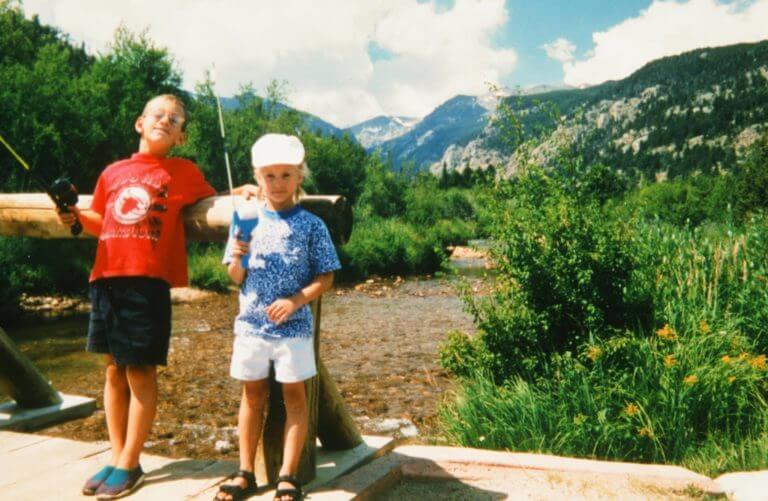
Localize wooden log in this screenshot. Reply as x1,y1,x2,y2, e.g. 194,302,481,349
0,193,353,245
317,357,363,450
0,327,62,408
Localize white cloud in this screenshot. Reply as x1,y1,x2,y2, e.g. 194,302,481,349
562,0,768,87
20,0,516,127
541,37,576,63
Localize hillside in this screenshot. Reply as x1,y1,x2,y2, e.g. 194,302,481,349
436,40,768,179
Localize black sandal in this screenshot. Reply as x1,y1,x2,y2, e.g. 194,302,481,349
274,474,303,501
214,470,257,501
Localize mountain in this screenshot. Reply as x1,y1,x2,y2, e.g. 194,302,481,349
370,85,572,171
345,115,419,149
430,40,768,179
219,97,349,139
373,95,492,169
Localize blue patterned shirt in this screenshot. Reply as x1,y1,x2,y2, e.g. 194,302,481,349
222,203,341,339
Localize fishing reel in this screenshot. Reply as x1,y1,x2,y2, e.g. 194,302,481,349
49,177,82,236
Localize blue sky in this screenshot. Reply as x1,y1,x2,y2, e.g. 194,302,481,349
496,0,652,86
20,0,768,127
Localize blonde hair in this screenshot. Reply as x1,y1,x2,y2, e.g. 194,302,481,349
252,162,311,203
141,94,188,131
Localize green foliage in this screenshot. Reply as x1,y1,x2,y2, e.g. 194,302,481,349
439,156,768,473
187,243,230,292
440,318,768,475
732,132,768,223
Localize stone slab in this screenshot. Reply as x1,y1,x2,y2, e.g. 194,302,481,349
312,444,727,500
0,393,96,431
715,471,768,501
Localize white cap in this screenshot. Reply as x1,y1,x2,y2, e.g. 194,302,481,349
251,133,305,169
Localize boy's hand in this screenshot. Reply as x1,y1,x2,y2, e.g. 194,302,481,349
55,206,79,226
266,298,298,325
234,184,259,200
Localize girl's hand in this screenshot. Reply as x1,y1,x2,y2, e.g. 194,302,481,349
266,298,298,325
230,238,250,259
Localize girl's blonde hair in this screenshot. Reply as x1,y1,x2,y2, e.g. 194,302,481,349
252,162,310,203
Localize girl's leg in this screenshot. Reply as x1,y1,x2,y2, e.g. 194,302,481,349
216,379,269,501
276,381,308,500
103,355,129,464
116,364,157,469
239,379,270,471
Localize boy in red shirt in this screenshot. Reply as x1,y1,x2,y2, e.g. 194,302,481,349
58,94,251,499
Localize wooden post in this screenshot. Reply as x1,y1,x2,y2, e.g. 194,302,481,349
0,327,62,408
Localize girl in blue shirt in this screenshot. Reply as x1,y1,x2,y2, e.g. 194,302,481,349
217,134,340,501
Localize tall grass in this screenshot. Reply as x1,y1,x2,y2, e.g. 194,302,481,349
440,215,768,475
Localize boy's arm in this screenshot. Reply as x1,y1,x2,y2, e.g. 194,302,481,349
56,207,102,236
266,272,334,325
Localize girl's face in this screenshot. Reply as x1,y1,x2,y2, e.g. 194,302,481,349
255,163,303,211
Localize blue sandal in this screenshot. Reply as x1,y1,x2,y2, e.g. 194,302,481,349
82,465,115,496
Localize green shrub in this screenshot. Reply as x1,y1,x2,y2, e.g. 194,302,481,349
188,243,230,292
440,320,768,475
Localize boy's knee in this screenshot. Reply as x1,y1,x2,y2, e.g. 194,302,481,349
105,362,128,388
125,365,158,387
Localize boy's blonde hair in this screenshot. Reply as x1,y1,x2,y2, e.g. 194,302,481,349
141,94,188,131
252,162,310,203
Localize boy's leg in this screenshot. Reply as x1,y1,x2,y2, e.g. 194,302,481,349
216,379,269,500
277,381,308,499
103,355,130,464
116,364,157,469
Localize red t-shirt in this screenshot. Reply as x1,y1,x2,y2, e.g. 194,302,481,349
89,153,216,287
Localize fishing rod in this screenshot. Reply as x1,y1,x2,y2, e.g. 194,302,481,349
0,133,82,236
210,65,235,210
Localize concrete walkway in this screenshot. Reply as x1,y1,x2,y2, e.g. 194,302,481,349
0,431,393,500
2,431,766,500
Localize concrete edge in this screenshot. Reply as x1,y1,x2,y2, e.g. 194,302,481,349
312,444,728,500
0,393,96,432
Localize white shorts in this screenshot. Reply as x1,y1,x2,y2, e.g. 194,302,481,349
230,335,316,383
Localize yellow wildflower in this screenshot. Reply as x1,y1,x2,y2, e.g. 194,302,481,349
624,403,640,417
728,376,736,384
699,320,711,334
663,355,677,368
721,355,732,364
683,374,698,385
586,346,603,362
638,427,655,438
749,354,766,370
738,352,749,361
573,414,587,425
656,324,677,341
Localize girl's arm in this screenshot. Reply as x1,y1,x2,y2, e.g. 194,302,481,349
266,272,334,325
227,240,249,284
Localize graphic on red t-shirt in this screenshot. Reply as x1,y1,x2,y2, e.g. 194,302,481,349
113,185,152,225
89,153,215,287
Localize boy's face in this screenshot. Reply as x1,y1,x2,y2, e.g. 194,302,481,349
135,97,186,155
255,164,303,210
